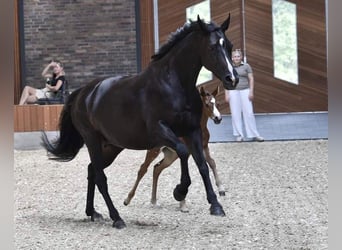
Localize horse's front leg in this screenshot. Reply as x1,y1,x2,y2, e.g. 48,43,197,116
154,121,191,203
172,146,191,203
186,129,225,216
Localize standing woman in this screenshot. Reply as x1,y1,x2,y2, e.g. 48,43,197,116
225,49,264,142
19,60,66,105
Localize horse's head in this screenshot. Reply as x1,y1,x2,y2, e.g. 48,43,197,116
197,14,239,90
199,85,222,124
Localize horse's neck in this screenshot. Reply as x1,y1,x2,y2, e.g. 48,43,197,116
155,40,202,88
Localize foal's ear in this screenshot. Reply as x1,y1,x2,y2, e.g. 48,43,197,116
221,13,231,32
200,86,206,96
212,85,219,97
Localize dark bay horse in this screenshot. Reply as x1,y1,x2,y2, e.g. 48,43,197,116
123,86,225,212
42,15,239,229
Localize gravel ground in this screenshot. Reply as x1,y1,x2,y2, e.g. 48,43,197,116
14,140,328,249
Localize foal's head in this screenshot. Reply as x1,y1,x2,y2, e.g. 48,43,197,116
196,14,239,90
199,86,222,124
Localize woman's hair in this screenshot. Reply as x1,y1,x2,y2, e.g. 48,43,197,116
232,49,242,57
52,60,65,76
49,59,64,68
55,60,63,68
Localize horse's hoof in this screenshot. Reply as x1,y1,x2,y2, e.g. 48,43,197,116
210,205,226,216
150,200,161,208
113,220,126,229
179,200,189,213
173,186,186,201
219,191,226,196
91,211,104,222
123,199,130,206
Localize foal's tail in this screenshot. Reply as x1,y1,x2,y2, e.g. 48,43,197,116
41,88,84,162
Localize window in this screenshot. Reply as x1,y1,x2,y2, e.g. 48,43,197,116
272,0,298,84
186,0,212,85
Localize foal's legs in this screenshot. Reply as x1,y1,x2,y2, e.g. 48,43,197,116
151,147,178,205
152,146,223,211
124,147,161,205
203,146,225,196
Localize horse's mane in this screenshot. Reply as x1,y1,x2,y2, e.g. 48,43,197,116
151,19,220,61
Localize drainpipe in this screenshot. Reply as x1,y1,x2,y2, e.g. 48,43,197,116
153,0,159,53
242,0,247,63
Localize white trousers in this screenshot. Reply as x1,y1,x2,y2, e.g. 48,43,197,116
228,88,260,138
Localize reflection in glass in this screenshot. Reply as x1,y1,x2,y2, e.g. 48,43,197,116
272,0,298,84
186,0,212,85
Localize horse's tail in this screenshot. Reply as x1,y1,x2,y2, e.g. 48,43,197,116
41,88,84,162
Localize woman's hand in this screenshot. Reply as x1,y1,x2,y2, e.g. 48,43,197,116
224,90,230,103
49,61,57,68
248,91,254,101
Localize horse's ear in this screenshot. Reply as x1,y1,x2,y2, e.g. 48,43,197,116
221,13,231,32
197,15,208,33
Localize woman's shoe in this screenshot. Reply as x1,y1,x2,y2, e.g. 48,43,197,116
236,136,244,142
254,136,264,142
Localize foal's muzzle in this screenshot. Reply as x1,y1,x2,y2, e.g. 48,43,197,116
213,116,222,124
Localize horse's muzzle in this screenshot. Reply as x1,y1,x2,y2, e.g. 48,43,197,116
223,75,239,90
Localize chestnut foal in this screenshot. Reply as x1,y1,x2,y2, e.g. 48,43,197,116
124,86,225,212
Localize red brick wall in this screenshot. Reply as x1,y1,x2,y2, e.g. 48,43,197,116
22,0,138,91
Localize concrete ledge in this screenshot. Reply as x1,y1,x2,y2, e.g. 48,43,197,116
14,131,59,150
208,112,328,142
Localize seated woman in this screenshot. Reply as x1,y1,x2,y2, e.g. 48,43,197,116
19,60,66,105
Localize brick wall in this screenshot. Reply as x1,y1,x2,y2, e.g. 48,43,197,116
22,0,138,91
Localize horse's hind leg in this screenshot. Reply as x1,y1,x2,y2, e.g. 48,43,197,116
86,163,104,221
203,146,225,196
86,144,122,222
124,148,161,206
86,138,125,229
